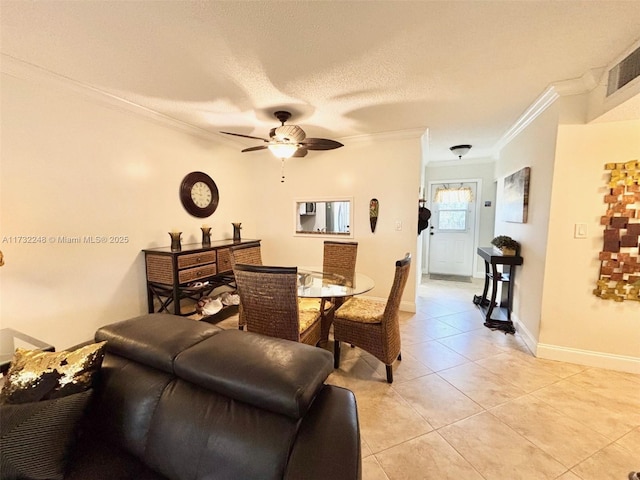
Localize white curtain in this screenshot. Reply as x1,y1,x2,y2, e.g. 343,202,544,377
434,186,473,204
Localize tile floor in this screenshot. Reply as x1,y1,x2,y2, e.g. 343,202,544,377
217,278,640,480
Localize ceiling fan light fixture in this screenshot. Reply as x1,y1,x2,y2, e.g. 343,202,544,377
450,144,472,159
274,125,306,142
220,110,343,164
268,143,299,159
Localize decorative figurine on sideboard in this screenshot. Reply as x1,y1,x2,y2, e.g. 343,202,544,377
201,224,212,247
232,222,242,242
169,230,182,252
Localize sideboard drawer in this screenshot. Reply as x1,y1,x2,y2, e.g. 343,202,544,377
177,251,216,269
178,264,218,284
217,248,232,273
146,254,174,285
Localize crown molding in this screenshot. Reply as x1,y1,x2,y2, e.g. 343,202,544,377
493,68,609,154
553,68,604,96
0,54,238,145
493,86,560,153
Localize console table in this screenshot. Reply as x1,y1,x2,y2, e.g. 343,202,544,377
473,247,523,334
143,239,259,316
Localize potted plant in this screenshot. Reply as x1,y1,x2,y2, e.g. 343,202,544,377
491,235,520,256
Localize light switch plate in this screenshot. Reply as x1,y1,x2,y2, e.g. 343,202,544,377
574,223,588,239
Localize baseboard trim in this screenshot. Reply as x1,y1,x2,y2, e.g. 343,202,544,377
512,314,537,355
400,300,417,313
536,343,640,374
513,315,639,374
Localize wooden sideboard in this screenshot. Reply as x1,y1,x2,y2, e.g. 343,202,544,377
143,239,259,316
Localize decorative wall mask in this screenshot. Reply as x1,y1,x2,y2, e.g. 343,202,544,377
594,161,640,302
369,199,379,233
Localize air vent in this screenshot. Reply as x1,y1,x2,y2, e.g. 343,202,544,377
607,45,640,96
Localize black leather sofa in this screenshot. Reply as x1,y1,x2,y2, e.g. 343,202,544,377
64,314,361,480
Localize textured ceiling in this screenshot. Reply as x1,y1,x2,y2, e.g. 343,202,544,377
2,1,639,161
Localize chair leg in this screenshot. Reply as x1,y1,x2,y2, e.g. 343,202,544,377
238,325,244,330
385,364,393,383
334,340,341,368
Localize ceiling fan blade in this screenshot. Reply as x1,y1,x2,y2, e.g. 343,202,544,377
292,147,308,158
220,131,269,142
241,145,269,153
300,138,344,150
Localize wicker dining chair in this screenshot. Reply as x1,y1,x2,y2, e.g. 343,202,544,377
313,240,359,341
323,241,358,287
233,264,323,346
230,241,262,330
333,253,411,383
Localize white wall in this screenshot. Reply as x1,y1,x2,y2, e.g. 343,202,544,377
423,159,497,277
0,70,256,349
496,90,640,373
540,118,640,372
494,101,561,344
252,133,423,309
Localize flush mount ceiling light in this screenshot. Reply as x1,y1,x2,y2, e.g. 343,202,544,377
450,144,472,160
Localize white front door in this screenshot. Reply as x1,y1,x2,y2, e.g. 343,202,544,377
427,182,477,276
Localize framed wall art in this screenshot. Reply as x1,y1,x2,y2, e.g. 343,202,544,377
502,167,531,223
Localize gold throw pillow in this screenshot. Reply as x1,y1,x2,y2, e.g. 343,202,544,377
0,341,107,404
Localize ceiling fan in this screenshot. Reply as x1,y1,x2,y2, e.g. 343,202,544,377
220,111,344,159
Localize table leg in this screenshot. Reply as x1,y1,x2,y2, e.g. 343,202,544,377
473,260,491,308
147,285,155,313
319,298,335,348
485,262,499,321
483,263,515,333
148,284,175,313
481,260,490,301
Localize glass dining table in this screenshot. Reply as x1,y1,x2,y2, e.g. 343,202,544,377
296,268,375,299
297,267,375,346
